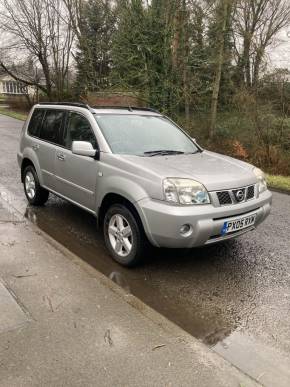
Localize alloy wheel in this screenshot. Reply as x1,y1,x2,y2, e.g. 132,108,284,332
108,214,133,257
25,171,36,199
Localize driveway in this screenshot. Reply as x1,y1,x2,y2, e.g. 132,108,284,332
1,114,290,386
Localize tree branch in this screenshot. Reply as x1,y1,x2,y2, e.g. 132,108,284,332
0,61,47,94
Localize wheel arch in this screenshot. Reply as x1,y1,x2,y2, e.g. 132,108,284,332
98,193,145,234
21,158,35,183
21,151,43,185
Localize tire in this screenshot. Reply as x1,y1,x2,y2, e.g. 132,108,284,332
23,165,49,206
103,204,146,267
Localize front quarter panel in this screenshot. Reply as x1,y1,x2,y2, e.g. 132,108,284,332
95,154,162,212
96,174,148,207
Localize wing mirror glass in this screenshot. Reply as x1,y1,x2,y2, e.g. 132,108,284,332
72,141,99,159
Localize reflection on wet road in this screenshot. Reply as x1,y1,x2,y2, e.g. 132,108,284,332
23,197,289,343
1,114,290,386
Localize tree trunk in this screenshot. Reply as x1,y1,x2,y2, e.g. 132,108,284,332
209,0,229,139
244,38,252,88
181,0,190,124
38,53,53,100
252,47,265,89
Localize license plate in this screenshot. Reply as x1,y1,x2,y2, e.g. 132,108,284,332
221,213,256,235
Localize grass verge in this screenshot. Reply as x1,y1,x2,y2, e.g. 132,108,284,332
0,107,27,121
266,174,290,194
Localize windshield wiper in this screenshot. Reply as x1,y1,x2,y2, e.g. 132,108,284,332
144,150,185,157
188,150,201,154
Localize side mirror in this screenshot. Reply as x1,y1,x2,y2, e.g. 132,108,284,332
72,141,99,159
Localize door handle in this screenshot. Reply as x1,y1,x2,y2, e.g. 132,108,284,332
57,153,65,161
32,144,40,151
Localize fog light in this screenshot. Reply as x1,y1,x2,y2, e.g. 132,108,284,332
180,224,193,237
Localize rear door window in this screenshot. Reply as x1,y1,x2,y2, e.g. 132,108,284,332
27,109,45,137
40,110,65,145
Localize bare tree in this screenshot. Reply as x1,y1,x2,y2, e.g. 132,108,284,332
62,0,83,41
0,0,75,100
233,0,290,88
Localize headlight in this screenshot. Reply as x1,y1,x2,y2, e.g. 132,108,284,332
163,178,210,205
253,167,267,194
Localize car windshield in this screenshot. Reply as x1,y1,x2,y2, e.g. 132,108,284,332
94,114,199,156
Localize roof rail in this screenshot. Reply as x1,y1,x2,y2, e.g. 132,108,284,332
37,102,160,114
91,105,160,113
38,102,91,110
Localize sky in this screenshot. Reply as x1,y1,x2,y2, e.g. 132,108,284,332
267,28,290,71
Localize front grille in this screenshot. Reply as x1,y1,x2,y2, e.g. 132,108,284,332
216,191,232,205
216,185,256,206
247,185,255,200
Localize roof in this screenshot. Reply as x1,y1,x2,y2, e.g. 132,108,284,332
0,74,18,81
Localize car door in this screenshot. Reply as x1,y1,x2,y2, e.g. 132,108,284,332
54,111,98,211
32,109,65,190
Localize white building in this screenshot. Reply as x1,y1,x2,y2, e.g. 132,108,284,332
0,74,34,96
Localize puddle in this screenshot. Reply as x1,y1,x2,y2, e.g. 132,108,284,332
24,203,214,339
23,200,242,342
1,187,290,386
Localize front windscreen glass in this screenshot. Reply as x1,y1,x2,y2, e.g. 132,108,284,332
94,114,199,156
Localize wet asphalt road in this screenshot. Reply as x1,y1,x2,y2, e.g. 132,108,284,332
1,114,290,386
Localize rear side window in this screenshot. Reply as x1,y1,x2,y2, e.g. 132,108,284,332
27,109,45,137
40,110,65,145
63,112,97,149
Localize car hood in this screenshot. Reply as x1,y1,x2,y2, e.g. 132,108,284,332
121,150,256,191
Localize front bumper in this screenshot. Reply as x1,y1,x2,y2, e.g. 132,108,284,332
137,190,272,248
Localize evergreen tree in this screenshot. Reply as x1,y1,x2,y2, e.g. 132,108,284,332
75,0,116,94
111,0,183,113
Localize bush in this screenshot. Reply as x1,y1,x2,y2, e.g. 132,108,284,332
176,101,290,176
5,95,31,112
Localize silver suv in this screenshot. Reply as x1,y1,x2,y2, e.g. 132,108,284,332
18,103,272,266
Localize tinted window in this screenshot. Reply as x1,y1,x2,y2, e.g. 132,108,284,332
64,112,97,149
27,109,45,137
40,110,64,144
